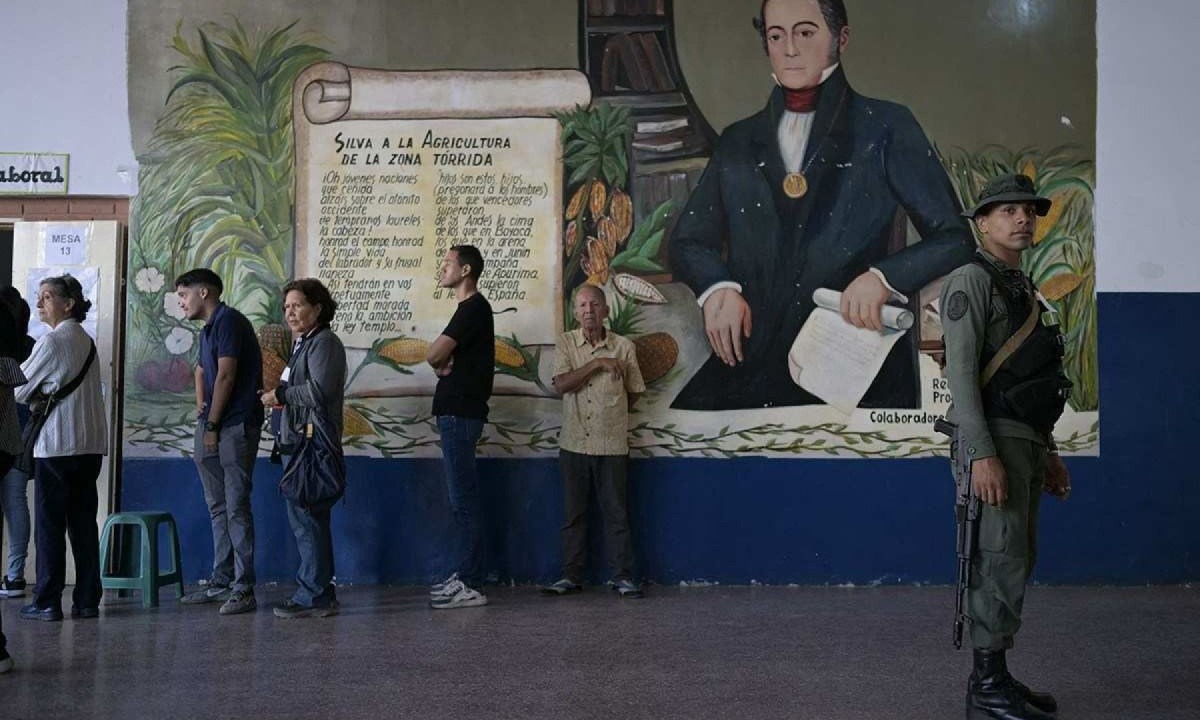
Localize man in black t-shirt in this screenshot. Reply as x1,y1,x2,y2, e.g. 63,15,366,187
425,244,494,609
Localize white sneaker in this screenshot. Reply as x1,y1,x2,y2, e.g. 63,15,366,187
430,583,488,610
429,572,459,598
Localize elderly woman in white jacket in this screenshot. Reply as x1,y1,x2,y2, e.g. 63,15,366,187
16,274,107,623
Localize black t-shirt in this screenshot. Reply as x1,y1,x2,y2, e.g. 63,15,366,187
432,292,495,420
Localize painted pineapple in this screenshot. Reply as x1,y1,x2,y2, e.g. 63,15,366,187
633,332,679,385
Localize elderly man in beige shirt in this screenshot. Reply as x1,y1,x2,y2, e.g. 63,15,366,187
542,284,646,598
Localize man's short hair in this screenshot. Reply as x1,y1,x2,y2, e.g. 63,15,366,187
753,0,849,53
572,283,607,307
174,268,224,296
450,245,484,281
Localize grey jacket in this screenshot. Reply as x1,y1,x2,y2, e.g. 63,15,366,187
277,326,346,449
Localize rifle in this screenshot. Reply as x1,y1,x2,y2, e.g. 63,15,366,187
935,417,980,650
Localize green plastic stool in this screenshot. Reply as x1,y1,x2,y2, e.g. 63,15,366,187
99,511,185,608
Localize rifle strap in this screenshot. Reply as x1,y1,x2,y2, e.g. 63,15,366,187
980,286,1040,388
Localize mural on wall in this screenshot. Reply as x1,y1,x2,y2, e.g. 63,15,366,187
125,2,1098,459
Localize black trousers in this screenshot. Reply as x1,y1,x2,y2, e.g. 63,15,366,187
559,450,633,583
33,454,103,611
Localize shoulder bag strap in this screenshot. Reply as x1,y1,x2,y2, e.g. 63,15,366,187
980,286,1040,388
49,342,97,403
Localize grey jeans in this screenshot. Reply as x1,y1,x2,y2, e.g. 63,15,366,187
193,421,260,591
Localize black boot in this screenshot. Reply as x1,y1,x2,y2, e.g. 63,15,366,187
966,650,1055,719
1010,676,1057,715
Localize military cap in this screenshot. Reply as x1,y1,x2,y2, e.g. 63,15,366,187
963,173,1052,218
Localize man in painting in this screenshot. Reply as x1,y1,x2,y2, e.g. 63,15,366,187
670,0,974,410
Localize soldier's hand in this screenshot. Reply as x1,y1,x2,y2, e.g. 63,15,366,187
702,288,752,366
971,456,1008,507
841,271,891,332
1043,453,1071,500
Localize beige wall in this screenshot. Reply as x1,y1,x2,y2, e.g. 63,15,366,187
129,0,1094,157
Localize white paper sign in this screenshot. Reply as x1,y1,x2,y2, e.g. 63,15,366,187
26,266,100,341
0,152,69,195
41,223,92,266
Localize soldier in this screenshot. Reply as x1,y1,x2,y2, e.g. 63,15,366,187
940,174,1073,720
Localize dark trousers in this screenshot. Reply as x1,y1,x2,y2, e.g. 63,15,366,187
437,415,484,587
33,454,103,611
284,499,336,607
559,450,633,583
968,436,1047,650
0,452,11,655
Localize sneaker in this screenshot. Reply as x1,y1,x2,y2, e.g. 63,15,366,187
430,582,488,610
70,606,99,619
180,583,231,605
612,579,644,599
19,603,63,622
0,650,12,674
218,590,257,616
273,598,339,619
539,578,583,596
0,577,26,598
429,572,459,598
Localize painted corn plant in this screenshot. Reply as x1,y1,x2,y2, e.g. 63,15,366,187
941,145,1098,411
128,20,328,416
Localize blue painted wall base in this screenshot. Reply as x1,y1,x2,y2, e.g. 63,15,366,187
120,293,1199,585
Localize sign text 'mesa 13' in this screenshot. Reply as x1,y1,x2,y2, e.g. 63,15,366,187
0,153,69,194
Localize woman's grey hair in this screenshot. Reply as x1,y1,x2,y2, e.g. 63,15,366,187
40,274,92,322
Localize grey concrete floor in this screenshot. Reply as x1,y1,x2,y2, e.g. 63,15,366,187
0,584,1197,720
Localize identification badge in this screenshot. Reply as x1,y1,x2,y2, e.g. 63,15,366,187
280,366,292,383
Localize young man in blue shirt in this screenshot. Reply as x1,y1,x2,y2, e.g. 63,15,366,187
174,269,263,615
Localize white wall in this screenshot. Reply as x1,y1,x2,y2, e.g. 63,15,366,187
2,0,1196,292
1096,0,1200,293
0,0,136,196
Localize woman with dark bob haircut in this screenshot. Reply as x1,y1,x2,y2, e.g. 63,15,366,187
261,278,346,618
16,274,107,622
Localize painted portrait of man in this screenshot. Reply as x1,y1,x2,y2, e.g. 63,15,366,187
669,0,975,411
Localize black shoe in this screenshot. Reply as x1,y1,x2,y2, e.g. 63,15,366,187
71,606,99,619
273,598,339,619
1010,676,1057,715
966,650,1055,720
20,603,64,622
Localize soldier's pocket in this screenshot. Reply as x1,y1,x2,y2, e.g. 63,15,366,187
976,505,1012,555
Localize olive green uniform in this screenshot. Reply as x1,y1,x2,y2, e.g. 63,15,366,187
940,250,1056,651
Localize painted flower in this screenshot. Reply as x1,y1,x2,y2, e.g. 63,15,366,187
165,327,194,355
163,292,185,320
134,266,165,293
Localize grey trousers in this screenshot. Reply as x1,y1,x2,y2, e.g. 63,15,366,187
193,421,259,591
559,450,634,583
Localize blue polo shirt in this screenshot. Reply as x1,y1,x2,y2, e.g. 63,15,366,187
198,303,263,428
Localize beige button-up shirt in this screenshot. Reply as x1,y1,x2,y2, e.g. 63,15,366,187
554,328,645,456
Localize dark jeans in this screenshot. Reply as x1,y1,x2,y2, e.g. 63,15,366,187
0,452,10,655
32,454,103,611
284,498,336,607
436,415,484,587
559,450,634,583
193,421,259,591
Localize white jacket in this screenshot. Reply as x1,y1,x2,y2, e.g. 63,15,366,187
17,319,107,458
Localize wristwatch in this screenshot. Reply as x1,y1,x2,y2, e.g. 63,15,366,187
205,420,220,432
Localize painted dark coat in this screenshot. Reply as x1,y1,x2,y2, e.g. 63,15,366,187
669,67,974,410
